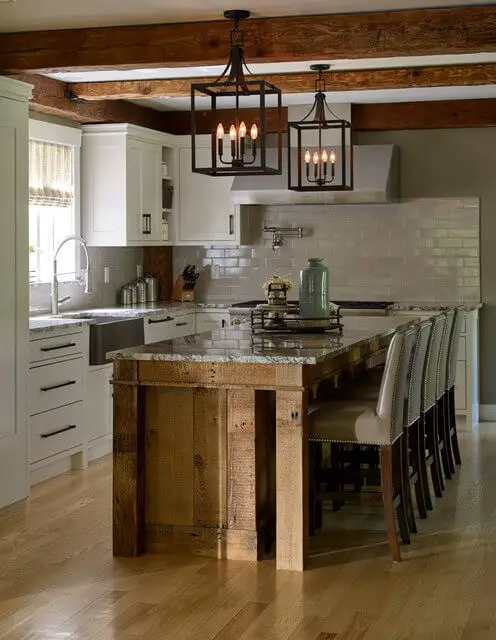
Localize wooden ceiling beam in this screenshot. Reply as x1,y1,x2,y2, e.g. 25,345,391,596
352,98,496,131
71,63,496,101
1,5,495,73
11,73,286,135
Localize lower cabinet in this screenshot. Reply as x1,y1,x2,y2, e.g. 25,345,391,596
86,364,113,445
29,402,84,464
144,311,196,344
196,311,231,334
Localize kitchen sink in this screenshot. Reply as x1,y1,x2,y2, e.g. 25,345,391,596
54,313,144,365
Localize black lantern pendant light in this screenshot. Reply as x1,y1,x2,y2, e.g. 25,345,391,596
190,10,283,176
288,64,353,191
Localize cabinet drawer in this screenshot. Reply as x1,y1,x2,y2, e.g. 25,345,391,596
30,331,85,364
144,313,177,344
29,402,84,463
29,358,84,415
170,313,196,338
196,312,230,334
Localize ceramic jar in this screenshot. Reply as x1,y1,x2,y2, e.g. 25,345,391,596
299,258,330,318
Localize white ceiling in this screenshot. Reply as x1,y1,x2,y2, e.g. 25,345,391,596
46,52,496,84
129,85,496,111
0,0,492,32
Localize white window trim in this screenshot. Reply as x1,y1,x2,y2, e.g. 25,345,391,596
29,120,82,282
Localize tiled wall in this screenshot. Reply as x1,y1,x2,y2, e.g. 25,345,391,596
29,246,143,313
173,198,480,304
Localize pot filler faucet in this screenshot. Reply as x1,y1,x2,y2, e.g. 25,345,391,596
50,235,91,315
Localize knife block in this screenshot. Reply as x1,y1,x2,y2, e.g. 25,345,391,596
172,275,196,302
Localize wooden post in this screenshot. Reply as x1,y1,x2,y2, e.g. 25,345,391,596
276,390,309,571
112,361,144,556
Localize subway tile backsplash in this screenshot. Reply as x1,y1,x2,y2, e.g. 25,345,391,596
174,198,480,304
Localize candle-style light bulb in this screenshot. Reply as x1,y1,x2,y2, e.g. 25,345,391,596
229,125,237,160
250,123,258,157
322,149,328,178
304,150,311,164
313,151,319,180
312,152,319,164
239,121,246,158
330,149,336,178
216,123,224,157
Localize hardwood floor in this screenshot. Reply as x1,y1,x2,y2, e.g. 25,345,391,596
1,424,496,639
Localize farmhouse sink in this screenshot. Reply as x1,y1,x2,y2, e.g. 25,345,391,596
56,313,144,365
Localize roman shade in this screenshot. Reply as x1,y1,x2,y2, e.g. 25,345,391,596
29,140,74,207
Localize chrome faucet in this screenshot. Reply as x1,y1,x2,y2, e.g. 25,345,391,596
50,235,91,315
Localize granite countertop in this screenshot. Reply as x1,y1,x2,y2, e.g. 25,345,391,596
29,317,94,335
29,302,233,335
390,302,482,312
107,316,418,365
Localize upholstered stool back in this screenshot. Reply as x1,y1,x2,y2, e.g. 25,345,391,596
422,314,447,413
446,308,464,392
405,320,433,428
437,310,455,401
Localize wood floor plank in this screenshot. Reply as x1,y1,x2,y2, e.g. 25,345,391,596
0,425,496,640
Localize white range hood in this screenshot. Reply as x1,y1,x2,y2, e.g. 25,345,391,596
230,144,400,206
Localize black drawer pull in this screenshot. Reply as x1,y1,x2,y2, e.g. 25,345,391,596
148,316,174,324
40,342,77,352
176,322,188,327
40,380,77,392
41,424,77,439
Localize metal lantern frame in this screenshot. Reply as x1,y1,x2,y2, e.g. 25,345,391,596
191,10,283,177
287,64,354,192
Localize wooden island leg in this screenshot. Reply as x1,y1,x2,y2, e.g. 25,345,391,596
276,390,309,571
112,361,144,557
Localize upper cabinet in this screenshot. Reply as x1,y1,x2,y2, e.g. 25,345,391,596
82,124,176,247
175,135,240,246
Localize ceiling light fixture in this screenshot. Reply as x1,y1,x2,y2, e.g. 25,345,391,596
288,64,353,192
190,9,283,177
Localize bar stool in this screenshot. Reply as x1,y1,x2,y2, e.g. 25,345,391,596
403,320,433,531
309,328,416,561
444,308,464,466
436,309,456,479
421,313,447,499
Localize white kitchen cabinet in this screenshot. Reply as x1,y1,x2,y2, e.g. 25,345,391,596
86,364,113,446
176,136,240,246
196,310,231,334
82,124,176,247
28,326,89,485
144,311,196,344
0,78,31,509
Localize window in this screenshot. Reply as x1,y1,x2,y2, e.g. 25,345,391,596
29,121,82,284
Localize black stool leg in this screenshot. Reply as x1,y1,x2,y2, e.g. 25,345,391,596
449,387,462,465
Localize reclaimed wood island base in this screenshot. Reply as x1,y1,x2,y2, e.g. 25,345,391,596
109,317,417,571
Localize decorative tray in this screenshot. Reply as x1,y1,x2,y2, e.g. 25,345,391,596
250,306,343,333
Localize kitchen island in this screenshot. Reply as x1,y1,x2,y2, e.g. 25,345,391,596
108,315,418,571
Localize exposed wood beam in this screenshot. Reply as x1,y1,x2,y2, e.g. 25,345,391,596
11,73,285,135
352,98,496,131
1,6,495,73
72,63,496,101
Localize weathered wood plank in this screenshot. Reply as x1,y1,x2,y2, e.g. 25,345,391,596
353,98,496,131
144,387,194,527
112,361,144,556
1,6,495,72
72,63,496,100
276,390,309,571
193,388,228,528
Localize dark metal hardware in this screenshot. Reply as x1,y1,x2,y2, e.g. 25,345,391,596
143,213,152,234
40,380,77,392
148,316,174,324
41,424,77,439
175,322,188,327
40,342,77,352
221,319,226,328
229,213,234,235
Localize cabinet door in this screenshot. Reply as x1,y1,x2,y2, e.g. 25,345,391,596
178,146,236,244
196,312,231,334
86,365,113,441
127,140,161,242
0,91,29,509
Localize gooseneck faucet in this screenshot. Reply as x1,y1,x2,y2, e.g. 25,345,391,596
50,235,91,315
